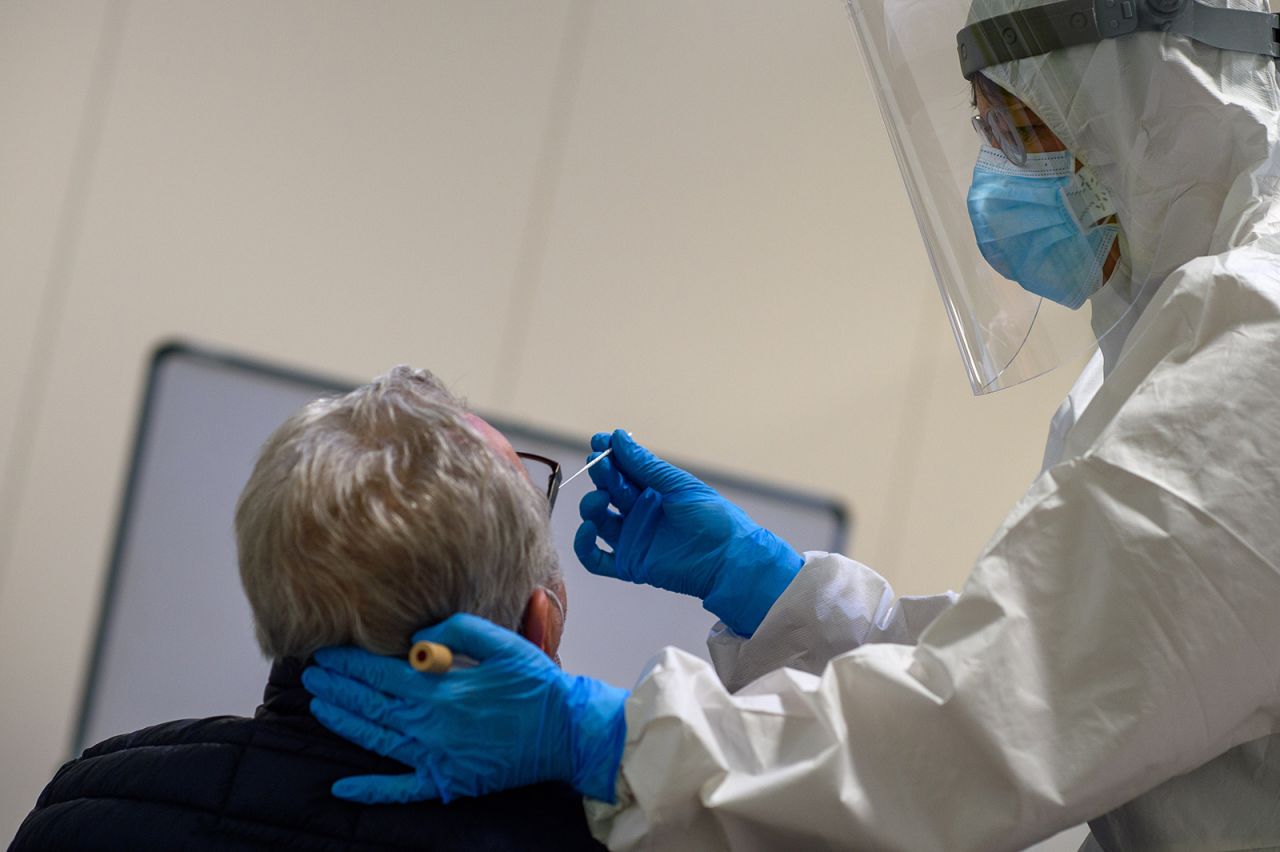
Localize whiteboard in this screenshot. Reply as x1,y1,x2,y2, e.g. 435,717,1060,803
73,343,849,752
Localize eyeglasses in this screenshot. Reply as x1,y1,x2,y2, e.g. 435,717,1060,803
971,103,1027,167
516,451,562,514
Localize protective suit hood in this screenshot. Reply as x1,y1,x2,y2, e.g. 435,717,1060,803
970,0,1280,324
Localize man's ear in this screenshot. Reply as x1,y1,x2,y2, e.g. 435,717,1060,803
521,587,561,660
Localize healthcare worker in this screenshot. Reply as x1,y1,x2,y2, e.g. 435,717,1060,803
300,0,1280,847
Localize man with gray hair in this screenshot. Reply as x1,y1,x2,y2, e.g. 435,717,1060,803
11,365,604,851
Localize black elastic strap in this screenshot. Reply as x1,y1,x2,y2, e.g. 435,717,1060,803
957,0,1280,79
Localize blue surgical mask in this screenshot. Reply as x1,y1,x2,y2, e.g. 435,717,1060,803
967,145,1119,309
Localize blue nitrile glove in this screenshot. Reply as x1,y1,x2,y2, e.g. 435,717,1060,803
574,429,804,637
301,613,629,805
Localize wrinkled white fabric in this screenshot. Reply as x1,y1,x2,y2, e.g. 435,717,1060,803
698,338,1280,850
707,553,957,693
586,7,1280,843
588,258,1280,851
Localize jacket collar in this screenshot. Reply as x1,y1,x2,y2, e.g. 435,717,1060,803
257,656,314,720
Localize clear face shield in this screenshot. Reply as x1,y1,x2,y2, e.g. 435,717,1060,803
842,0,1280,393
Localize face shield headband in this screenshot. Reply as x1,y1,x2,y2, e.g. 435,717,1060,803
957,0,1280,79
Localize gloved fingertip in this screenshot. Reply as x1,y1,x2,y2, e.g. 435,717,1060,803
578,489,611,520
333,774,426,804
609,430,650,475
573,521,598,562
331,778,365,802
309,697,352,735
590,432,613,452
594,512,622,546
613,429,647,459
586,454,616,487
410,611,470,640
311,646,339,667
574,522,618,578
411,612,529,663
312,645,360,671
300,667,330,698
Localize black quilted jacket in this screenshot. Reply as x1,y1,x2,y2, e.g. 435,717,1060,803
9,658,605,851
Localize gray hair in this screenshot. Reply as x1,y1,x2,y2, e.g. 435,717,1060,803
235,365,559,660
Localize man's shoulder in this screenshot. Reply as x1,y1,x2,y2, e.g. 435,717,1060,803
28,714,299,826
79,713,254,756
15,714,604,851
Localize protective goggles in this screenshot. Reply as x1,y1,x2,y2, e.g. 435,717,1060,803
970,97,1026,166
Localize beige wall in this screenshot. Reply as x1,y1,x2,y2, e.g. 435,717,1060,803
0,1,1085,846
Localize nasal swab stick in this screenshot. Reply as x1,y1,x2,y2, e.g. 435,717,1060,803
561,449,613,488
560,433,634,488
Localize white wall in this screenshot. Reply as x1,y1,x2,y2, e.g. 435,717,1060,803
0,1,1086,847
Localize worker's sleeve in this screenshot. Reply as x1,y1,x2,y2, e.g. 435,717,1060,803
706,552,957,692
586,266,1280,851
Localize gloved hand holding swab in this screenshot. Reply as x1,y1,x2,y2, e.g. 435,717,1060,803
560,432,634,488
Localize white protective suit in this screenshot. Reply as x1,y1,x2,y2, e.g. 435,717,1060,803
585,1,1280,848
